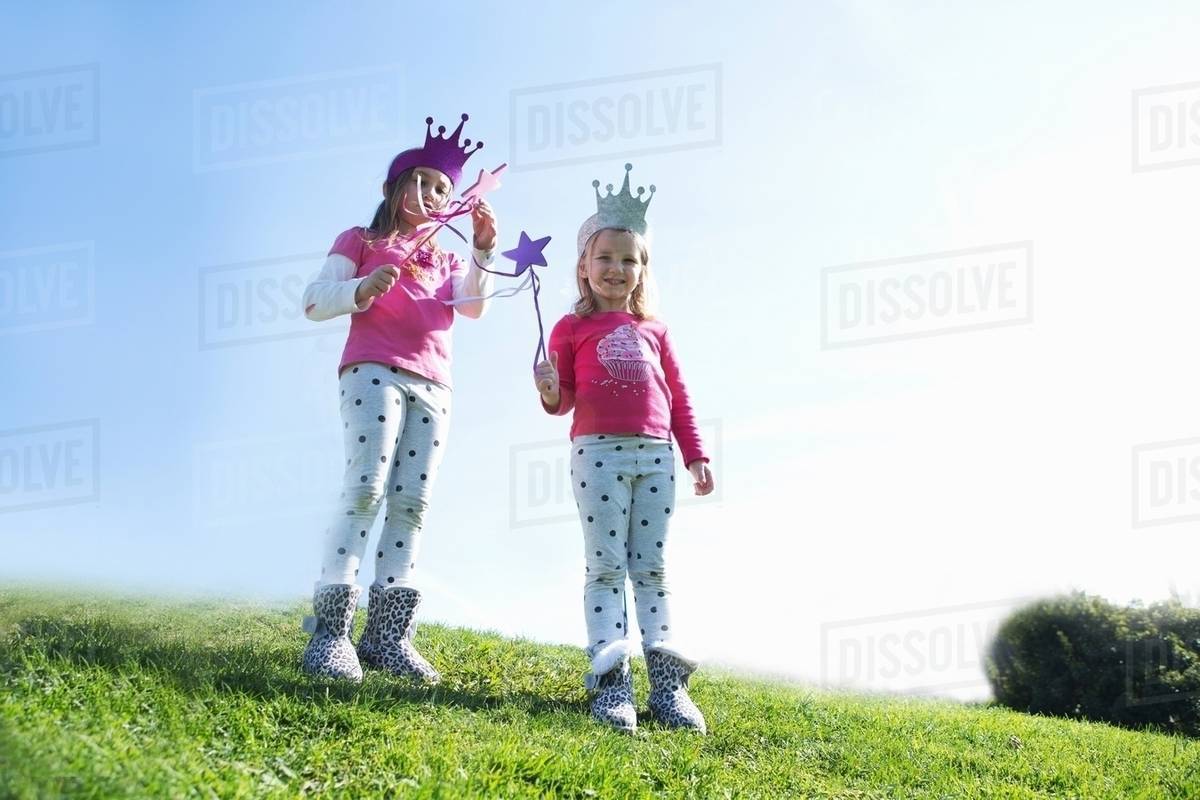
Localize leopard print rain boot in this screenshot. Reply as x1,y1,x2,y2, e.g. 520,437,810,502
586,659,637,733
300,583,363,682
357,585,440,684
644,648,706,733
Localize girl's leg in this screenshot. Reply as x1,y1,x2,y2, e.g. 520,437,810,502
571,436,636,667
628,437,706,732
318,363,406,587
354,370,450,684
375,373,452,587
303,363,403,682
572,435,639,732
627,437,678,651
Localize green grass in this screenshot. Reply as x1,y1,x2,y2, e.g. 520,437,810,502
0,586,1195,799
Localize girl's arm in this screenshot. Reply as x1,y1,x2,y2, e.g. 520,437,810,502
454,198,498,318
659,327,708,467
450,246,497,319
540,316,576,415
303,253,372,321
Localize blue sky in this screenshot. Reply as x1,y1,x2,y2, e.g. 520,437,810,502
3,1,1199,699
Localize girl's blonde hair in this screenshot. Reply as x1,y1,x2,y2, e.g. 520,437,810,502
362,167,445,255
573,228,657,320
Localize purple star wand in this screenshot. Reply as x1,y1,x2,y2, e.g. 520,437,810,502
475,231,552,369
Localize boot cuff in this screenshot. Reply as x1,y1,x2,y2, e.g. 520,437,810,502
644,642,699,669
587,639,633,683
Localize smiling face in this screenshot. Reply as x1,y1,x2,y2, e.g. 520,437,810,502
578,228,647,313
396,167,453,225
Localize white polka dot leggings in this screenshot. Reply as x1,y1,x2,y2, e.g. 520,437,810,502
572,433,678,664
318,362,451,589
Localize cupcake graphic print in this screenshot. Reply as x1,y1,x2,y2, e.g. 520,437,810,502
596,323,651,382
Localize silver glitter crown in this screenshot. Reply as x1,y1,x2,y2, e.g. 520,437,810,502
592,163,655,234
577,163,656,254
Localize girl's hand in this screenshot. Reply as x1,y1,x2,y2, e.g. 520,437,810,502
471,199,498,252
688,460,714,496
534,351,560,400
355,264,400,307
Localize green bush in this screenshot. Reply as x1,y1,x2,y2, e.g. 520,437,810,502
986,592,1200,735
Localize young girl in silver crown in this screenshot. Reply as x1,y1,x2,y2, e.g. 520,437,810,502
534,164,714,733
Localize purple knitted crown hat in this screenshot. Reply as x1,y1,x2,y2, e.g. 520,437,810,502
386,113,483,187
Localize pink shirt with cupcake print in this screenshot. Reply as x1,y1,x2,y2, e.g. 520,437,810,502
542,311,709,466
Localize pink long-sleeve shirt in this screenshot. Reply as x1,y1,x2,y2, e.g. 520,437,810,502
301,227,494,389
542,311,709,466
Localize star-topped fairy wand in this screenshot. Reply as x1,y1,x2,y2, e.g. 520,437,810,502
488,232,552,369
441,227,552,369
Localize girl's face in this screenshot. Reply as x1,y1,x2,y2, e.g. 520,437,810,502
579,229,645,312
398,167,452,224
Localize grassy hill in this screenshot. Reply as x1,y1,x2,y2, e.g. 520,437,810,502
0,586,1195,799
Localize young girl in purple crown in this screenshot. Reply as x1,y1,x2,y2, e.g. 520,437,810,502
299,113,498,684
534,164,714,734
